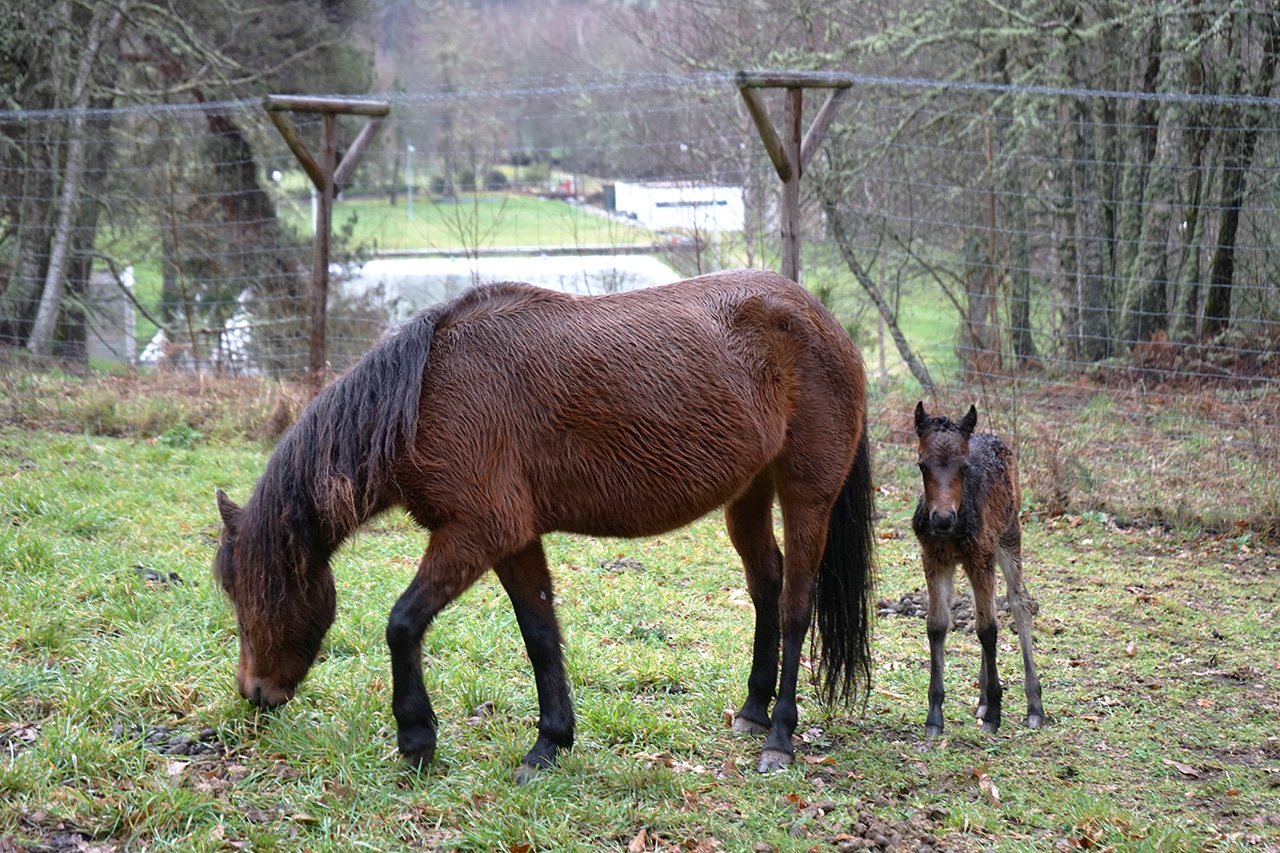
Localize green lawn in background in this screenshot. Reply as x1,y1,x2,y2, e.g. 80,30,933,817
279,192,655,252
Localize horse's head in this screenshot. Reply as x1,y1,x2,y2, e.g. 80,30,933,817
214,488,335,709
913,402,978,535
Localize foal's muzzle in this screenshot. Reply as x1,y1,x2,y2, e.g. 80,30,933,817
930,510,958,532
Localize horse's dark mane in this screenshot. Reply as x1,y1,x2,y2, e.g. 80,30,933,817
241,302,454,582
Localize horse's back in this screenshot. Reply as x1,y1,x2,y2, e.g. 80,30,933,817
401,270,864,540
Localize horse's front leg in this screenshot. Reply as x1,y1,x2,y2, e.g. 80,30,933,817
923,558,955,737
385,530,490,769
493,540,574,784
968,557,1003,734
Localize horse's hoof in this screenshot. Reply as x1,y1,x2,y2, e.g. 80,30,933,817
1027,713,1044,730
979,719,1000,734
756,749,793,773
732,715,770,735
924,724,944,738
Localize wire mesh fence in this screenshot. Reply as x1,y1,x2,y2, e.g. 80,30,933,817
1,72,1277,530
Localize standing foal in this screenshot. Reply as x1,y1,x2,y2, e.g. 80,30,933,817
912,402,1044,736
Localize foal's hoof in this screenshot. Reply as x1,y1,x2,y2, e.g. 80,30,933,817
401,743,436,771
979,719,1000,735
924,724,944,738
1027,713,1044,730
731,715,770,735
513,762,543,785
756,749,793,773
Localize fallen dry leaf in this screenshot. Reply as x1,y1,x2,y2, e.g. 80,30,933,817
973,768,1001,806
1161,758,1201,778
627,829,648,853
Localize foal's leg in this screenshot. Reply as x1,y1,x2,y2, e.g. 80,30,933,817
997,526,1045,729
725,469,782,736
923,554,956,737
385,526,491,768
967,553,1003,734
493,540,575,783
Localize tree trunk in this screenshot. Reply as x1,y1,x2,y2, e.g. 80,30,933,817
1203,12,1279,339
1111,26,1162,300
61,96,117,361
1170,0,1211,340
1120,13,1185,346
1073,95,1111,360
1,127,53,346
27,1,128,357
824,200,934,391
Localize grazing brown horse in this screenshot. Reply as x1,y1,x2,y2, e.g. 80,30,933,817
911,402,1044,737
213,270,875,780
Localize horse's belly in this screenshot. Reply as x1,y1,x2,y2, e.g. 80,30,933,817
532,416,778,538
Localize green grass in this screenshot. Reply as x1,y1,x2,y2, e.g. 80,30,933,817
1,391,1277,853
279,192,655,253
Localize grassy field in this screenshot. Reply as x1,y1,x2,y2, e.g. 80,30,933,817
0,370,1277,853
277,193,655,254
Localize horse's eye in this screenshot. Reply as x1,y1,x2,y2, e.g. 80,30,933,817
917,462,927,473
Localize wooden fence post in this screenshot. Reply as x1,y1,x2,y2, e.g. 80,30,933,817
737,71,851,286
263,95,390,386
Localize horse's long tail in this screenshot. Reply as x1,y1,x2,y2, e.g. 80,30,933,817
813,423,876,704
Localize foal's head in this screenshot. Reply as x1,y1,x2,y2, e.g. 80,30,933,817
214,489,336,709
914,402,979,535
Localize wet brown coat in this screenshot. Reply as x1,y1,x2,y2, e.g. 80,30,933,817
214,270,876,778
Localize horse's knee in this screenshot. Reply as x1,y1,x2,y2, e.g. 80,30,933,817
385,596,428,652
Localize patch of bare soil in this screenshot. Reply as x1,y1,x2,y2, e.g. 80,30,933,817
877,589,1036,634
774,797,957,853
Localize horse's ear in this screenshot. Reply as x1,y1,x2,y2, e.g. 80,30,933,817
914,401,929,437
215,488,242,531
960,405,978,437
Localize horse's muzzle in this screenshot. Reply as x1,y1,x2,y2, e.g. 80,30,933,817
238,673,294,709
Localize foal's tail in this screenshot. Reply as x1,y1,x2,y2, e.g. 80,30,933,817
813,425,877,704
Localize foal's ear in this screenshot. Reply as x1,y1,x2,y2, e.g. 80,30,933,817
215,488,242,531
914,401,929,437
960,405,978,437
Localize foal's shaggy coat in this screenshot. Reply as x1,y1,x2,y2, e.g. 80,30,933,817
912,402,1044,736
214,270,876,779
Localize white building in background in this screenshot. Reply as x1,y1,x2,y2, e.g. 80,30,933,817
612,181,744,233
342,254,680,322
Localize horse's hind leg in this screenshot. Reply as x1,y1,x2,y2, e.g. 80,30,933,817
724,468,782,736
968,553,1003,734
386,526,493,769
755,489,831,772
998,527,1044,729
923,554,956,737
493,540,574,783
